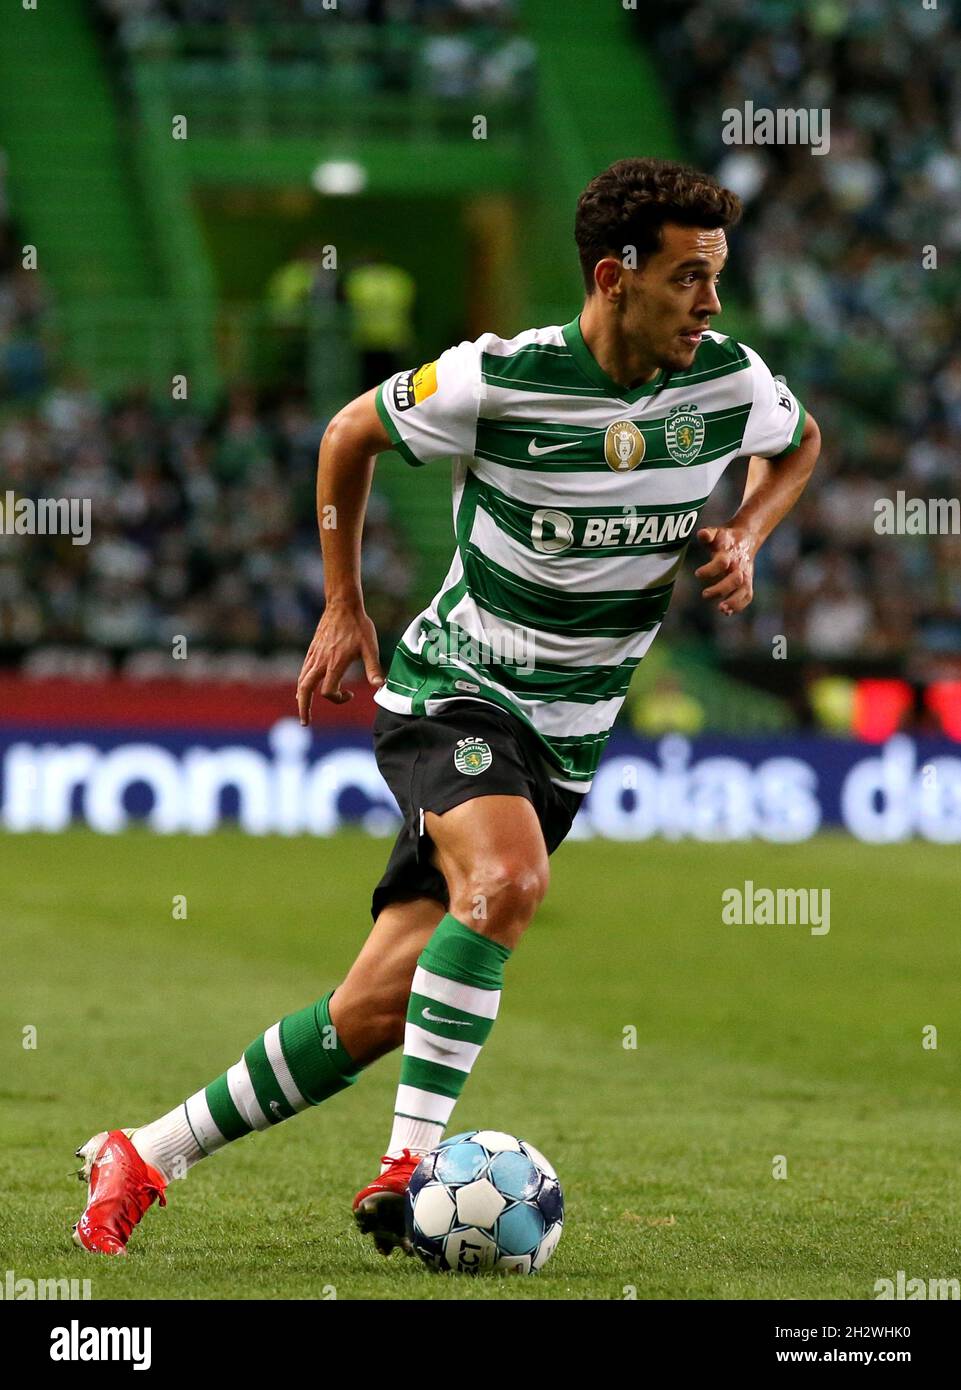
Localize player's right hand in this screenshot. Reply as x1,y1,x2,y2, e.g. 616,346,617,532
296,600,385,725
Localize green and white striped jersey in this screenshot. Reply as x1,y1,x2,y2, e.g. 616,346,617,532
374,316,806,792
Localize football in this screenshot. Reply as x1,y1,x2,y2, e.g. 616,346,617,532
405,1130,564,1274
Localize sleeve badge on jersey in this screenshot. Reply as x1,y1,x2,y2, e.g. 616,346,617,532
773,375,793,412
393,360,438,412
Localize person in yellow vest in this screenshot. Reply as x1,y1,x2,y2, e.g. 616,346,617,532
343,257,416,390
265,242,336,325
263,243,338,384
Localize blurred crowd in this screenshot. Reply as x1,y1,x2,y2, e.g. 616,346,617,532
5,0,959,694
0,385,413,659
0,156,50,404
635,0,961,673
97,0,517,20
95,0,535,105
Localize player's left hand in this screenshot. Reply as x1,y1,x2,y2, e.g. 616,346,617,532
694,526,757,616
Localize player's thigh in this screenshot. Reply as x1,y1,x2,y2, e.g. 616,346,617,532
425,794,550,941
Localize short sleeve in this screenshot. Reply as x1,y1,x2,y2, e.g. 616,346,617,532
739,342,807,458
375,339,482,467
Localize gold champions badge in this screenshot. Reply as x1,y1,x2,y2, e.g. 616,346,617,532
604,419,646,472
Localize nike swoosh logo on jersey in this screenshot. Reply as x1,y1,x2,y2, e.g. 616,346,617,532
422,1006,471,1027
527,438,581,457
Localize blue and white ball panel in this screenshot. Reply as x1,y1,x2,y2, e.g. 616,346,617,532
470,1130,523,1153
411,1182,457,1238
455,1178,507,1228
494,1201,545,1257
489,1150,540,1201
434,1141,489,1185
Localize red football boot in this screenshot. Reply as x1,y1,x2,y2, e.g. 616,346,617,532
352,1150,421,1256
72,1129,167,1255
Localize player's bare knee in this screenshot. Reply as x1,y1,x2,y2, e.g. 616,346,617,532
455,857,549,936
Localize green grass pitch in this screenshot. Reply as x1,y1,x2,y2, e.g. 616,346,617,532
3,828,959,1300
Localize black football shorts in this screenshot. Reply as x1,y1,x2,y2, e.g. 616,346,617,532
370,698,585,920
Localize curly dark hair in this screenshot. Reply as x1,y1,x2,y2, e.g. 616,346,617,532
575,158,743,292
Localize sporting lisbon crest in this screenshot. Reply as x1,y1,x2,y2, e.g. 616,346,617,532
604,419,646,472
453,737,493,776
664,404,704,465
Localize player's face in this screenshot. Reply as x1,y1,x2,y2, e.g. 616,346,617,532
624,223,727,372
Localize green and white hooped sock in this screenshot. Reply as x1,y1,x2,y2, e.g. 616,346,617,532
132,991,361,1181
385,914,511,1166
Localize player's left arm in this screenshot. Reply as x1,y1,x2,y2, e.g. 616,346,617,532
695,346,821,615
695,414,820,615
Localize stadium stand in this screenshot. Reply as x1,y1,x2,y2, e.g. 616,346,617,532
635,0,961,687
0,376,413,662
2,0,958,736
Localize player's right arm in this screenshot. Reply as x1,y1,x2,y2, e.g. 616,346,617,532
298,341,482,722
296,388,391,724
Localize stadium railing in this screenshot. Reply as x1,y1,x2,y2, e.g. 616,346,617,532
123,24,533,141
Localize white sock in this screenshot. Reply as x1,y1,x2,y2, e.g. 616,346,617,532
131,1101,206,1182
381,1114,444,1172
